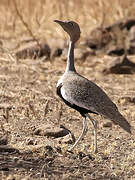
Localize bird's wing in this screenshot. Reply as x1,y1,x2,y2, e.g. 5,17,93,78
60,83,97,113
59,75,131,134
60,75,116,114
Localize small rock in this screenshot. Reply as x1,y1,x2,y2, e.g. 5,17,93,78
103,122,112,128
15,42,51,60
86,18,135,56
87,27,112,50
102,55,135,74
34,124,69,138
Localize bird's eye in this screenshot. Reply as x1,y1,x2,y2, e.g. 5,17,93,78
69,22,74,26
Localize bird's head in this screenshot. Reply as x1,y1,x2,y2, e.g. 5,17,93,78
54,20,81,43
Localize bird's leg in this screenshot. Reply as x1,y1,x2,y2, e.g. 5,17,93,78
86,114,98,153
68,116,87,151
84,123,88,135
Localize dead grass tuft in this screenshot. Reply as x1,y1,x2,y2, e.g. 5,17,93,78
0,0,135,40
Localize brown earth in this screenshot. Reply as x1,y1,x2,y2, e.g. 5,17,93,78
0,51,135,179
0,0,135,179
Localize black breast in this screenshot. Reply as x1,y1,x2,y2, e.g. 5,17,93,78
57,83,98,116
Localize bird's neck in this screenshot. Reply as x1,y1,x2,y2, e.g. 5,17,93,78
65,41,76,73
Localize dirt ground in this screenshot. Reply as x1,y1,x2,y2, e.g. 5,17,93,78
0,50,135,179
0,0,135,179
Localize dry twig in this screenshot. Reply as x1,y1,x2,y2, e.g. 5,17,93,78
13,0,41,48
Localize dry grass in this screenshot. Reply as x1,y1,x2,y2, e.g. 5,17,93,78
0,0,135,40
0,0,135,179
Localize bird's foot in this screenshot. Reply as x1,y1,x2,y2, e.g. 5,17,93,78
94,148,98,153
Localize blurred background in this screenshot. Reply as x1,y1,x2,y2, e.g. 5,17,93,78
1,0,135,39
0,1,135,179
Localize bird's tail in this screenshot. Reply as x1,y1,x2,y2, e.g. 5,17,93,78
105,110,132,134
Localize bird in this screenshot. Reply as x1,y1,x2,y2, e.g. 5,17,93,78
54,20,131,153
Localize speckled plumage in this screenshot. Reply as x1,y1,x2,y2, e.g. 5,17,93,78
55,20,131,152
57,71,131,133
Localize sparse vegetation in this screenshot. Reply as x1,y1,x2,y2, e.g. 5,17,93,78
0,0,135,179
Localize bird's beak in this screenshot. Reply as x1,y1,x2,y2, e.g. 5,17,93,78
54,20,66,27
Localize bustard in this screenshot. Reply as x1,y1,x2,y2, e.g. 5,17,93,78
54,20,131,153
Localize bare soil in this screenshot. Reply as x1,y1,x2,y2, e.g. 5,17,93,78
0,1,135,179
0,51,134,179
